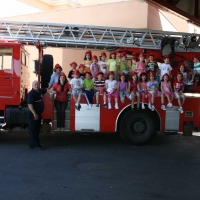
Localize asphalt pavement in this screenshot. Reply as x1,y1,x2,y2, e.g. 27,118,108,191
0,130,200,200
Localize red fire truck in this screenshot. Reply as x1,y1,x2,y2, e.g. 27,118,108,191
0,20,200,144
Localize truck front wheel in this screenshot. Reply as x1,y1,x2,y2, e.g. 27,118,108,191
119,111,157,144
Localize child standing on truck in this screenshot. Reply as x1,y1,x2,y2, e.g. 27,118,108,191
187,56,200,85
128,72,140,111
90,55,100,81
145,53,159,81
107,52,119,80
178,65,188,85
98,52,108,78
94,71,107,107
159,55,172,80
78,64,86,80
83,50,92,73
68,62,77,80
105,71,119,109
139,72,151,109
173,72,185,113
130,52,138,73
83,72,95,110
147,72,160,111
70,69,83,111
118,52,129,75
118,73,129,103
136,53,146,78
160,73,174,110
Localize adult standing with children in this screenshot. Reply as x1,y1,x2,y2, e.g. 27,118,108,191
27,80,48,150
51,73,71,131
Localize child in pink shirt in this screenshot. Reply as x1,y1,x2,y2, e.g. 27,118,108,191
160,73,174,110
136,53,146,78
90,55,100,81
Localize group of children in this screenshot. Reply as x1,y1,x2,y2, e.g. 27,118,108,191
67,50,188,113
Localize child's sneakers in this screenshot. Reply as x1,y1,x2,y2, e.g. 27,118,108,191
148,103,151,109
121,97,124,103
88,104,92,110
142,103,145,109
108,103,112,109
75,104,80,111
161,105,166,110
115,103,119,109
103,103,107,108
187,80,193,85
178,107,184,113
167,103,172,108
151,105,155,111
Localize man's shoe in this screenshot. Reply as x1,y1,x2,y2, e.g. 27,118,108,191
35,146,45,150
29,146,45,150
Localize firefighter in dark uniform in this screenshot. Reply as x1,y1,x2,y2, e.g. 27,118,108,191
27,80,47,150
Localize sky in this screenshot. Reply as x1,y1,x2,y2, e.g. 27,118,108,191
0,0,41,19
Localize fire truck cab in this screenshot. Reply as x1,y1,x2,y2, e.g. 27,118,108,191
0,21,200,144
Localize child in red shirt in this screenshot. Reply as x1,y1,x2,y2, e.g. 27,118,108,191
128,72,140,111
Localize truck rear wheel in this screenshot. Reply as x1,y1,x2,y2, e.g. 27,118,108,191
41,54,53,88
119,111,157,144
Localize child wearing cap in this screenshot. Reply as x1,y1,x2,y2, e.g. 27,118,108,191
98,52,108,77
94,72,107,107
159,55,172,80
130,52,138,73
78,64,86,80
105,71,119,109
90,55,100,81
51,73,71,131
119,52,129,75
139,72,151,109
128,72,140,111
187,56,200,85
136,53,146,78
83,72,95,110
107,52,119,80
178,65,188,85
70,69,83,111
68,62,77,80
160,73,174,110
83,50,92,73
146,53,159,81
118,73,129,103
147,72,160,111
173,72,185,113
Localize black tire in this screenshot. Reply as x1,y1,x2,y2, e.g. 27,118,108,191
41,54,53,88
119,111,157,144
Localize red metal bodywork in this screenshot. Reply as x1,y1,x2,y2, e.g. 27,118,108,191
1,41,200,133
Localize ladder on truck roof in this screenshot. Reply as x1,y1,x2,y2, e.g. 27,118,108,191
0,20,200,52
